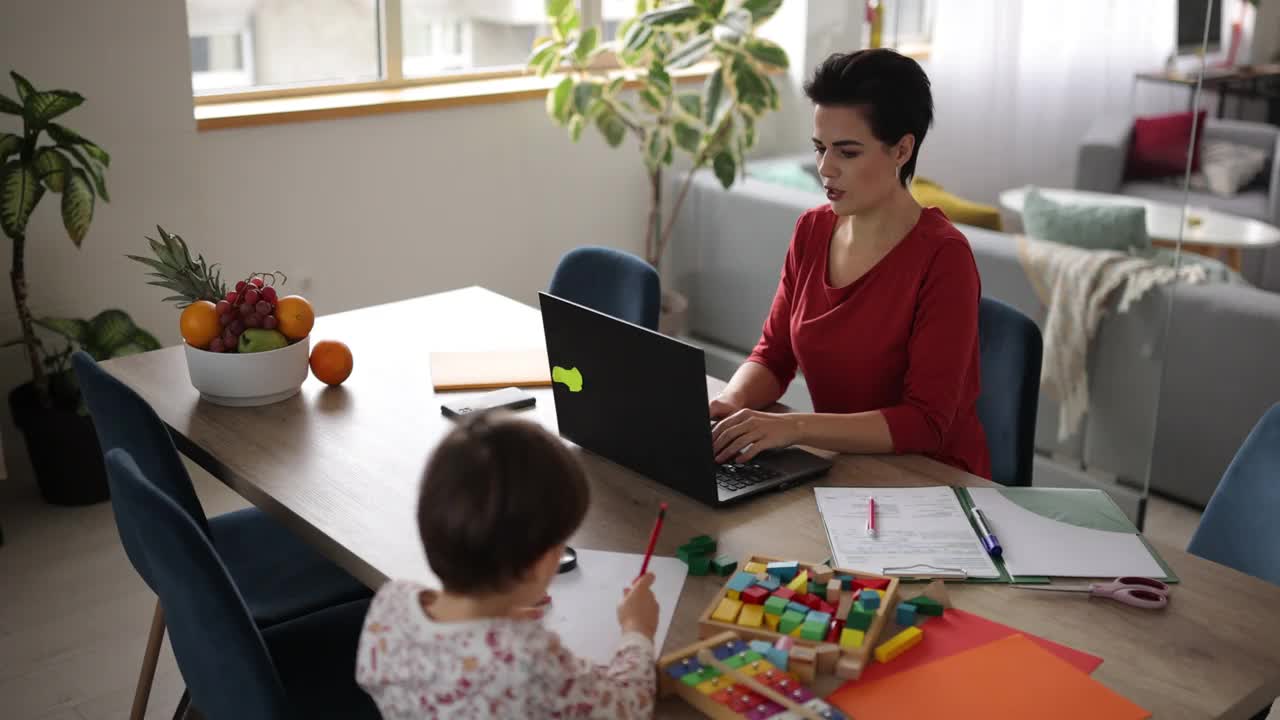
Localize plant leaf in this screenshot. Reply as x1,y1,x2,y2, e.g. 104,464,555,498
548,77,574,123
668,35,714,69
648,60,672,95
557,9,580,37
574,27,599,63
568,114,586,142
694,0,726,16
639,3,701,27
10,72,37,103
731,55,770,115
713,150,736,189
0,161,41,239
702,68,731,130
528,39,560,69
47,123,110,167
0,93,22,116
87,310,139,354
719,8,752,34
573,82,601,117
25,91,84,126
546,0,571,20
595,111,627,148
60,168,94,246
741,0,784,25
674,121,701,153
677,93,702,120
33,148,71,192
35,317,90,345
623,22,654,52
57,144,109,202
0,133,20,162
639,87,664,112
744,38,789,69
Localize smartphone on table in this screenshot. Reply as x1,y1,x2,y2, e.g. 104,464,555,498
440,386,536,419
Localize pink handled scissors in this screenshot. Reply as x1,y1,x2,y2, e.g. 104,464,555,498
1012,576,1170,610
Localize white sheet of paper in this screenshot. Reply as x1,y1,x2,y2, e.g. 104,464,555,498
814,487,1001,579
543,549,687,665
967,488,1166,578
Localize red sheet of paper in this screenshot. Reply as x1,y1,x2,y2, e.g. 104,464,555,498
828,634,1148,720
845,608,1102,687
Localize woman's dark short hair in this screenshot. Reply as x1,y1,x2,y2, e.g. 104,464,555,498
417,413,590,594
804,49,934,186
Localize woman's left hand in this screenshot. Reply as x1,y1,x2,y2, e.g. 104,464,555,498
711,409,801,463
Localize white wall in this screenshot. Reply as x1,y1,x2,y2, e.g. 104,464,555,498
0,0,675,481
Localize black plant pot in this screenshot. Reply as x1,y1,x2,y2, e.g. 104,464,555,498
8,381,108,505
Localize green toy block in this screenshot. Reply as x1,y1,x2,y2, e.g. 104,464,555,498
846,607,875,631
687,535,717,553
779,610,807,634
688,554,711,576
908,595,944,616
800,620,827,641
764,596,789,616
711,555,738,576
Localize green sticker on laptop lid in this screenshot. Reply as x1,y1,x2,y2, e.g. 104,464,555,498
552,366,583,392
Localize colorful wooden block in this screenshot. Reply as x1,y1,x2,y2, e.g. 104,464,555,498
711,555,738,576
806,611,832,626
816,600,837,615
727,571,756,593
799,593,825,610
824,618,842,643
766,561,799,582
816,644,841,674
785,569,810,593
837,574,855,590
688,554,711,576
749,639,773,655
908,595,945,617
840,627,865,649
687,534,717,553
826,579,843,605
835,656,863,680
874,626,924,663
858,589,881,609
778,609,807,634
742,586,770,605
786,600,811,615
788,624,804,638
771,587,796,603
896,602,918,626
789,646,817,684
755,574,781,591
810,564,834,584
764,613,781,631
846,607,874,631
836,591,854,620
808,581,825,596
800,620,827,641
764,595,789,616
743,561,767,574
738,603,765,628
765,647,789,670
860,577,891,591
712,597,743,623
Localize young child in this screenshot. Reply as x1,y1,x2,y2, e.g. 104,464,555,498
356,413,660,718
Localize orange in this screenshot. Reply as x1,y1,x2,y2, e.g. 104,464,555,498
180,300,220,349
275,295,315,341
309,340,353,386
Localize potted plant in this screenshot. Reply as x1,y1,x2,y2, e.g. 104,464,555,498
1,71,158,504
528,0,789,333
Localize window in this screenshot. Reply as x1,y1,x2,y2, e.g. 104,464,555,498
878,0,936,55
185,0,605,98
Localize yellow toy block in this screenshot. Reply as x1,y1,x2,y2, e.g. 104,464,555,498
712,597,743,623
696,675,732,695
741,659,776,677
764,613,781,631
738,604,765,629
785,569,810,593
789,624,804,638
839,627,865,649
874,626,923,664
743,561,767,574
727,589,740,601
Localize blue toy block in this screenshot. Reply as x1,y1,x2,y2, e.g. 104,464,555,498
755,574,782,591
765,647,789,671
837,574,855,590
766,561,799,582
727,572,757,593
895,602,918,626
806,611,832,626
858,589,881,609
787,601,810,615
749,640,774,655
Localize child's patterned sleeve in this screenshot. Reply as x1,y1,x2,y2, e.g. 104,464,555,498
528,629,656,719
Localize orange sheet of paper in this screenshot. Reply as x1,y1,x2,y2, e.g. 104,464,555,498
429,349,551,391
829,634,1150,720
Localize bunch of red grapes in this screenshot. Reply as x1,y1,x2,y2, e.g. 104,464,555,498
208,275,281,353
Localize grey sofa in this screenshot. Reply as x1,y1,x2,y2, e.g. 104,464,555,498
1076,116,1280,290
668,161,1280,509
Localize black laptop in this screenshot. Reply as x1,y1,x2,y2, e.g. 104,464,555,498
539,292,832,506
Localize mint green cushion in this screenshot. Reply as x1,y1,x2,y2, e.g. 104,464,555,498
1023,188,1151,251
747,162,823,193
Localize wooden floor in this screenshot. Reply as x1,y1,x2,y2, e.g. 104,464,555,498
0,459,1271,719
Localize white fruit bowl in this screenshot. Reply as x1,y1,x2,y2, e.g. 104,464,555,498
183,335,310,407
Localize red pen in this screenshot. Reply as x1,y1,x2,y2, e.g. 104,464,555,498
638,502,668,579
866,496,877,537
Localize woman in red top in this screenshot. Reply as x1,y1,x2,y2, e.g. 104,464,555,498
710,49,990,478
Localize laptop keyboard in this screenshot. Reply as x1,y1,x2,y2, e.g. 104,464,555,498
715,462,783,492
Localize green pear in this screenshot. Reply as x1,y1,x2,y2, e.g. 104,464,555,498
238,328,288,353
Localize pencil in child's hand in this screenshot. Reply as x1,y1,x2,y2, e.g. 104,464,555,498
637,502,667,579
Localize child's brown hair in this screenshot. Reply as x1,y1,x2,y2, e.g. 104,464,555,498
417,413,590,594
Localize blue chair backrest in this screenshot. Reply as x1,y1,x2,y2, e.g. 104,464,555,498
977,297,1043,486
104,448,291,720
1188,404,1280,585
548,246,661,330
72,351,209,550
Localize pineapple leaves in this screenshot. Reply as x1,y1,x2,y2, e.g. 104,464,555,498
128,226,228,307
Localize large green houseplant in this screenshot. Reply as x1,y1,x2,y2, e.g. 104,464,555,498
529,0,788,318
1,71,157,506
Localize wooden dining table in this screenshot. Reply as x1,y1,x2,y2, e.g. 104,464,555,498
103,286,1280,720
